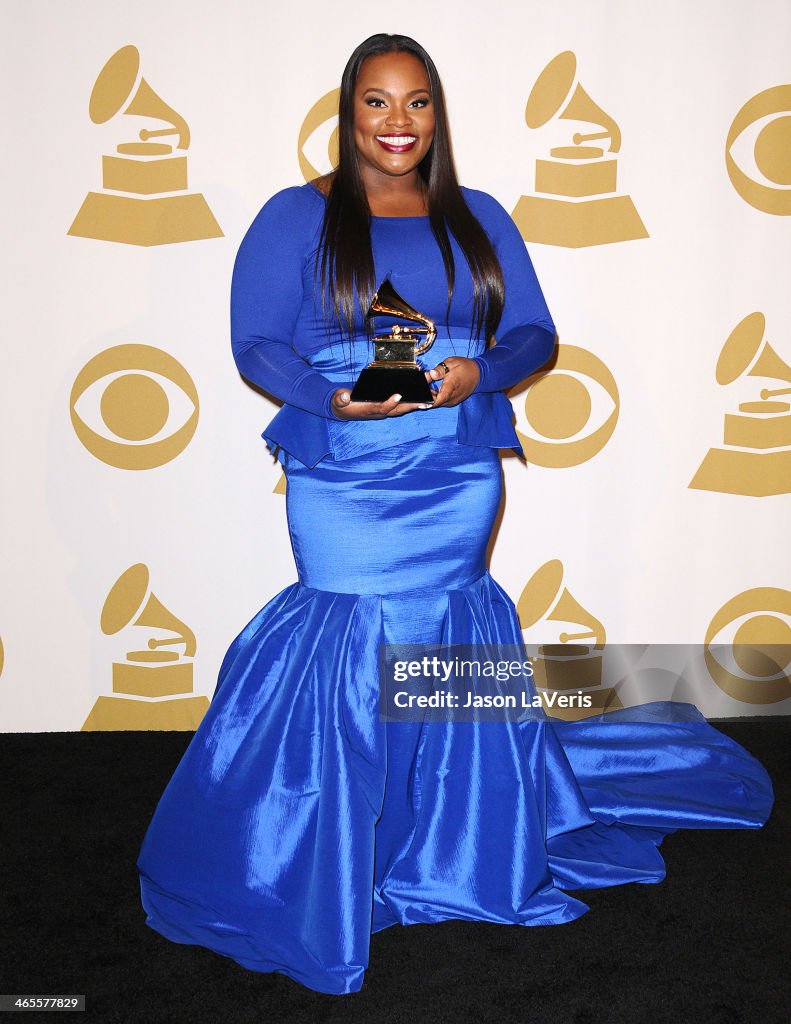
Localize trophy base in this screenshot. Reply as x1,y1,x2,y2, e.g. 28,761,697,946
81,694,210,731
510,193,648,248
68,191,223,246
350,366,434,403
689,446,791,496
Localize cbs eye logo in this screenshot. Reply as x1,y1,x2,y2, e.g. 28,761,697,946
70,345,199,469
298,89,340,182
512,344,619,467
726,84,791,215
705,587,791,704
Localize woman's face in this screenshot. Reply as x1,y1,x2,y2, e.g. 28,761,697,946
352,51,435,184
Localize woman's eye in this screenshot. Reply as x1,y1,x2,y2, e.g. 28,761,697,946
410,98,430,108
366,98,386,108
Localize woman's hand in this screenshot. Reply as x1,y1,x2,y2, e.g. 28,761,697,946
330,356,480,418
330,389,430,419
425,356,480,408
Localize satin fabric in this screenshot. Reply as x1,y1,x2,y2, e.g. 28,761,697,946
137,406,773,995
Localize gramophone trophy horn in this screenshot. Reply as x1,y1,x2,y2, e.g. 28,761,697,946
517,559,615,711
557,83,621,154
88,44,190,151
546,588,606,649
517,558,606,651
100,562,197,658
119,78,190,150
349,278,437,403
716,311,791,399
525,50,621,156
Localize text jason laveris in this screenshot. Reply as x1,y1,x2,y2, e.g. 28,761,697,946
392,690,594,709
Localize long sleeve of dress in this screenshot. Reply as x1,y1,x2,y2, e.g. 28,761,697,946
467,191,556,394
230,190,340,419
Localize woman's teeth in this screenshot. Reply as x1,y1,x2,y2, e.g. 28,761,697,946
376,136,416,145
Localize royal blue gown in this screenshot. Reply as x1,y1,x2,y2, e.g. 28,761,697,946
136,184,773,995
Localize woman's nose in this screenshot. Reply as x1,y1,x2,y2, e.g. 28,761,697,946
386,107,412,127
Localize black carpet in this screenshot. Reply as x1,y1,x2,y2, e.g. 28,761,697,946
2,721,788,1024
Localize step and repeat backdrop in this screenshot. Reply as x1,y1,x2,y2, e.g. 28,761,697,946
1,0,790,730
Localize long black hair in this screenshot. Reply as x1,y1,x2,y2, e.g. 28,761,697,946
316,33,505,354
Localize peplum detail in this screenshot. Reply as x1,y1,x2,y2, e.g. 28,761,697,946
262,391,524,469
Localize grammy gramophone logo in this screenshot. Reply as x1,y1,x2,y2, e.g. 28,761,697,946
689,312,791,497
82,563,209,731
298,88,340,181
70,344,199,469
513,344,619,467
512,51,647,248
726,84,791,216
68,44,222,246
705,587,791,704
517,559,621,719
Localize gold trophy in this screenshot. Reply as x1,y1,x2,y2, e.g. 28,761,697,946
350,278,437,403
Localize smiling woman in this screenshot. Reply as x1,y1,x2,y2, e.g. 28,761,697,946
136,31,774,997
352,51,436,211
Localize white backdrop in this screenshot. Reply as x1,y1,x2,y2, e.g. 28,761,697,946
2,0,790,730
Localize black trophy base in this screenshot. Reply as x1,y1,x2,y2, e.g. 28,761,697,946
350,366,434,403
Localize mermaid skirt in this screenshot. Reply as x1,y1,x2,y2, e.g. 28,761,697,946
136,428,773,995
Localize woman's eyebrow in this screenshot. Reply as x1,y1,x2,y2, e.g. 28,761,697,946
362,87,430,96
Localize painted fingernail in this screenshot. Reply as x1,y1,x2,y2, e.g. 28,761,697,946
393,394,402,402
